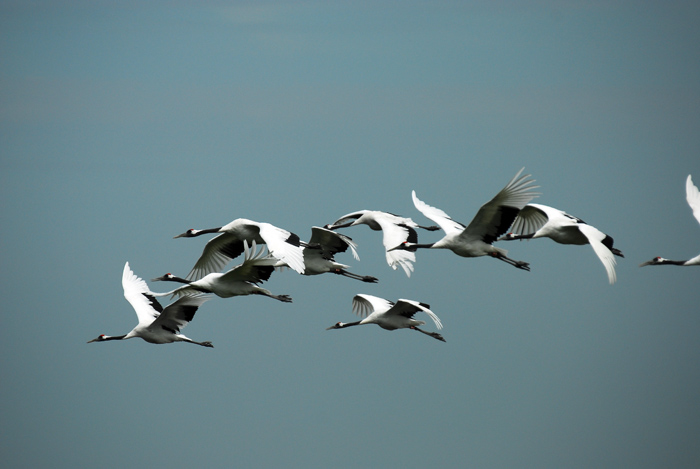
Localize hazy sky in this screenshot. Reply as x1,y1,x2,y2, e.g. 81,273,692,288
2,2,699,467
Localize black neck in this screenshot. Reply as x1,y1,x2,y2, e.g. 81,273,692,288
338,321,362,328
103,334,127,341
166,276,191,285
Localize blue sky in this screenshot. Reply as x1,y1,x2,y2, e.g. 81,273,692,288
2,2,699,467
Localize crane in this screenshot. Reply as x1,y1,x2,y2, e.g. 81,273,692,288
390,168,539,271
325,210,439,277
151,241,293,302
88,262,213,347
326,294,445,342
498,203,623,284
174,218,305,279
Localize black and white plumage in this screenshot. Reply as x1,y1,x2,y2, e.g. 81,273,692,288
640,174,700,267
390,168,539,271
325,210,439,277
151,241,293,303
275,226,378,283
498,203,623,284
326,294,446,342
88,262,213,347
174,218,305,280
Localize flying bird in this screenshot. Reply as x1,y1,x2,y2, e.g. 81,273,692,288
151,241,293,303
390,168,539,271
174,218,305,279
640,174,700,267
275,226,378,283
498,203,624,284
325,210,439,277
88,262,213,347
326,294,445,342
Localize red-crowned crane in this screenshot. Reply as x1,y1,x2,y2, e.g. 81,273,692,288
390,168,539,271
325,210,438,277
326,294,445,342
498,203,624,284
174,218,305,279
88,262,213,347
151,241,292,303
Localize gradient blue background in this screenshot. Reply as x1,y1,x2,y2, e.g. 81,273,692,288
2,2,699,467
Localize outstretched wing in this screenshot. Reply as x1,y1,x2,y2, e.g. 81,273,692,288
122,262,163,326
687,174,700,226
461,168,540,244
508,204,550,236
578,224,618,285
150,294,210,333
392,299,443,330
219,240,278,284
258,223,305,274
309,226,360,260
412,190,465,235
373,217,417,277
186,232,246,281
351,294,393,318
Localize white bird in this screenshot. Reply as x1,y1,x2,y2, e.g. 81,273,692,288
640,174,700,267
88,262,213,347
325,210,439,277
174,218,305,280
326,294,446,342
151,241,293,303
275,226,378,283
390,168,539,271
498,203,624,284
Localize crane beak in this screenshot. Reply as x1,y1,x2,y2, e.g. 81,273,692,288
173,232,188,239
638,260,653,267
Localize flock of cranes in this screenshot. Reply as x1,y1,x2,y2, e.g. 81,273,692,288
89,170,699,348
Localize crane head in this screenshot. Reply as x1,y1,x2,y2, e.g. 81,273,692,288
174,229,197,239
388,241,417,253
326,322,343,330
498,232,518,241
152,273,175,282
639,256,665,267
87,334,106,343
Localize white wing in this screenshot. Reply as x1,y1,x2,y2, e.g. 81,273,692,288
508,204,551,236
460,168,540,244
352,294,393,318
412,190,465,235
393,299,444,330
258,223,306,274
373,216,417,277
686,174,700,226
578,224,617,284
122,262,163,326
